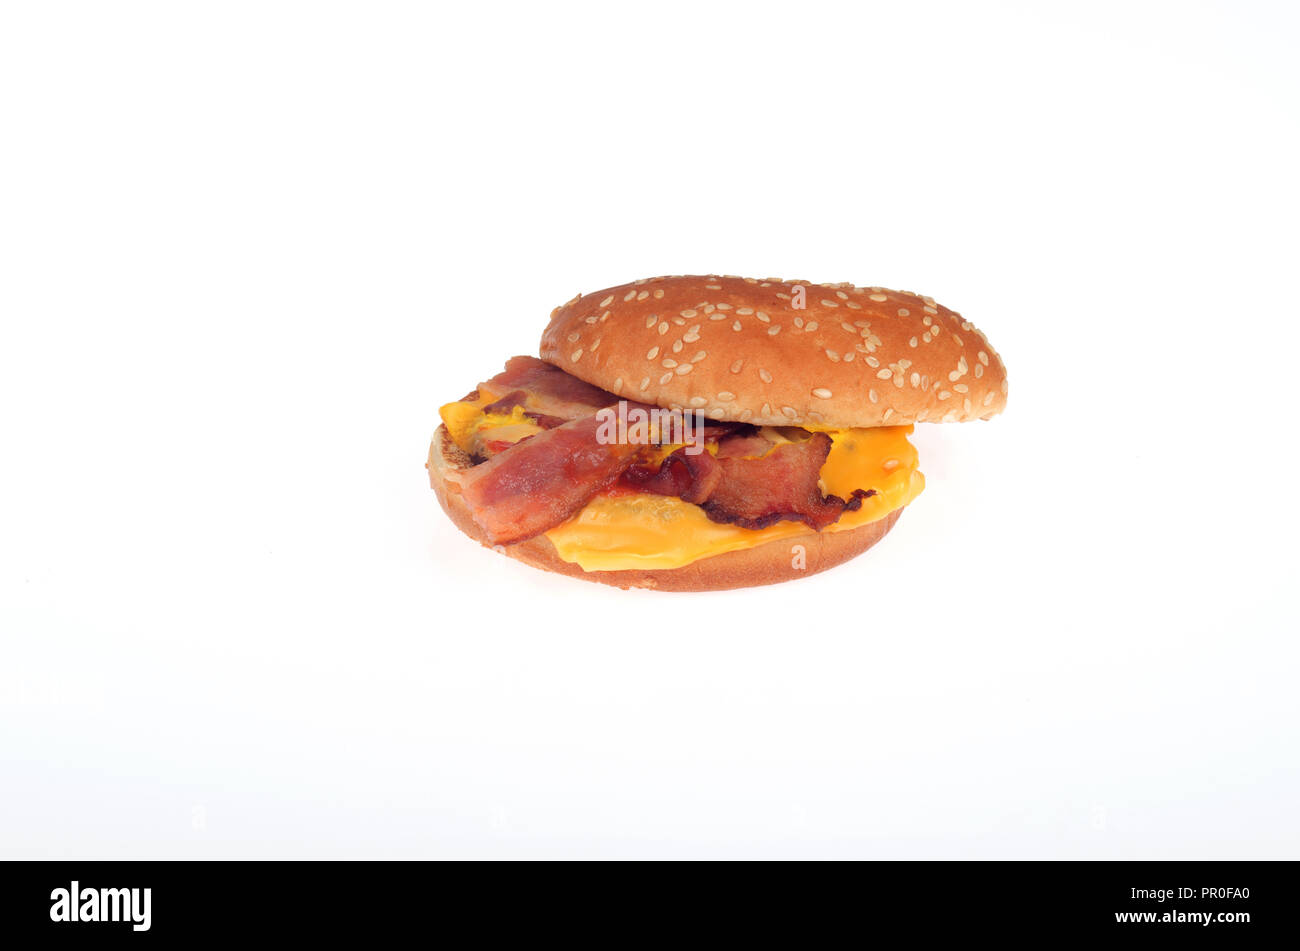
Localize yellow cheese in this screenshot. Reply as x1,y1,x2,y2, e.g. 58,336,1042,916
545,426,924,571
439,394,542,456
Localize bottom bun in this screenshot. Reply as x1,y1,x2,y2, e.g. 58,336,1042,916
427,425,902,592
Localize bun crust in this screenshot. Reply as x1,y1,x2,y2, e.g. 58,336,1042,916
428,426,902,592
540,275,1007,428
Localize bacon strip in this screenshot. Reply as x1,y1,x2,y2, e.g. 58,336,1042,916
701,432,874,531
447,412,642,545
479,356,617,421
624,447,722,504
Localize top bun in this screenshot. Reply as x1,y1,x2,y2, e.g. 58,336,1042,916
540,275,1008,428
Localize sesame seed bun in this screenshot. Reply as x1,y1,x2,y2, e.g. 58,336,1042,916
427,425,902,592
540,275,1008,428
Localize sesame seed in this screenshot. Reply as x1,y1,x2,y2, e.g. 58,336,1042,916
909,336,918,347
1001,378,1009,394
953,334,963,347
613,377,622,389
984,391,995,406
922,333,932,343
676,364,693,375
709,312,728,321
869,293,888,302
775,293,790,300
938,390,951,400
680,309,698,318
964,397,972,413
662,358,677,368
570,349,583,362
658,322,669,335
689,396,707,407
821,299,839,308
898,308,910,317
584,315,598,324
762,402,772,416
978,351,989,366
910,372,920,387
756,311,770,323
660,372,674,384
590,339,601,351
948,371,961,382
845,301,862,309
736,307,753,315
876,368,893,380
706,284,722,290
692,350,707,362
975,364,984,378
645,315,657,329
601,311,611,322
567,331,581,342
715,302,732,311
826,349,841,362
646,346,659,359
683,332,700,343
599,295,615,307
672,340,683,353
717,390,735,401
672,317,686,326
767,325,781,335
794,316,804,328
868,389,878,403
624,290,637,302
923,305,938,314
759,368,773,383
882,459,900,471
812,387,833,399
882,408,894,422
730,359,744,373
781,406,797,418
958,356,968,373
922,315,932,326
640,377,650,391
865,356,880,367
841,322,856,333
954,383,968,393
653,289,664,299
836,290,849,300
703,304,715,313
844,353,855,363
732,320,742,331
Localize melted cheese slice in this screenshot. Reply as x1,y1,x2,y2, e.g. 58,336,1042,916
440,391,543,457
545,426,924,571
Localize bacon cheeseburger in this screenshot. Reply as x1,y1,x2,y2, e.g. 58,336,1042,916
428,275,1007,591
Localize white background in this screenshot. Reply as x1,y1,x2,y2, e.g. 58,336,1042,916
2,0,1297,859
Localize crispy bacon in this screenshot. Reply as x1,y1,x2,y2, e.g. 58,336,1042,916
618,430,873,531
447,412,642,545
702,432,875,531
449,359,878,541
481,389,528,415
623,447,722,504
479,356,617,421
